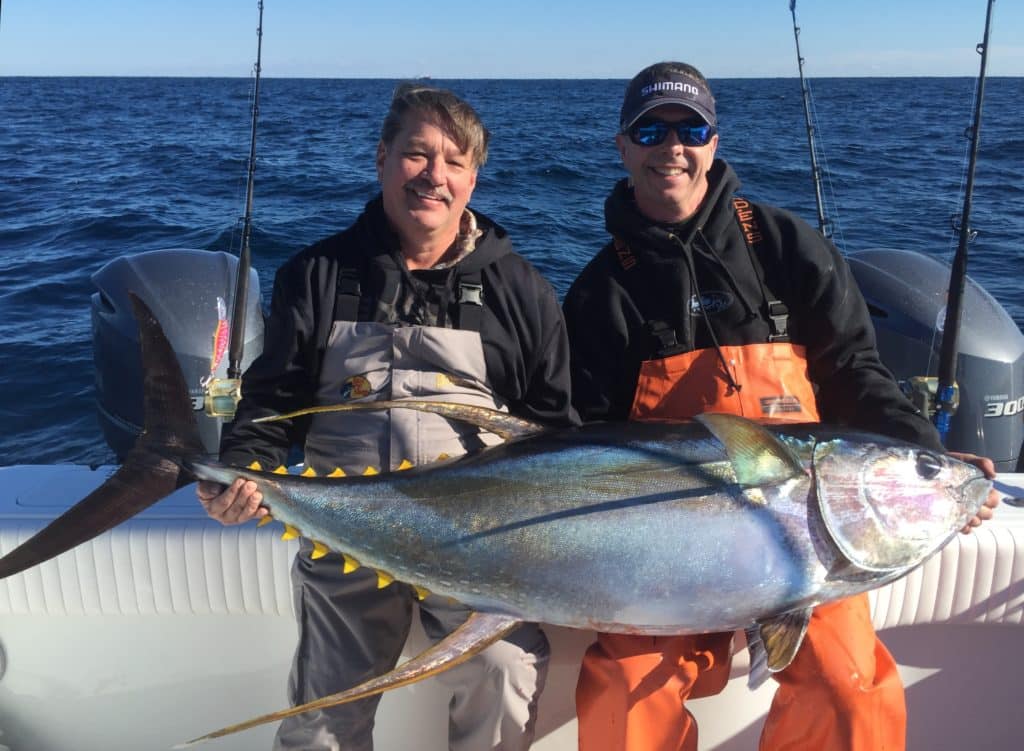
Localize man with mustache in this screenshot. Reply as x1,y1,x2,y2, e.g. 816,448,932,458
563,61,999,751
197,83,575,751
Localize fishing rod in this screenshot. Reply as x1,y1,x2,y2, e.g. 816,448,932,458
788,0,830,239
205,0,265,417
229,0,264,381
933,0,996,444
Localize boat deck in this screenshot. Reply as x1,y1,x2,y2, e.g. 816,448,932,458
0,467,1020,750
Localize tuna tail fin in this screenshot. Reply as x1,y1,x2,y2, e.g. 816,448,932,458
174,611,522,748
0,293,205,580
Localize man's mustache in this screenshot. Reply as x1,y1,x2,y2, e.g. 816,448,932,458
405,179,453,204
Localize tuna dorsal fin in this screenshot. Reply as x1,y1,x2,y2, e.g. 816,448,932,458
694,413,806,487
253,400,544,442
174,611,522,748
745,606,813,688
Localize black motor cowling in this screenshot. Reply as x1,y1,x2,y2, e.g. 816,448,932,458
848,248,1024,472
91,249,265,460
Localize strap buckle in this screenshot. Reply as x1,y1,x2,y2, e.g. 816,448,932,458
457,282,484,306
767,300,790,343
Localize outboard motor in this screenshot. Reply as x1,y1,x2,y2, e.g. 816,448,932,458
91,249,265,460
848,248,1024,472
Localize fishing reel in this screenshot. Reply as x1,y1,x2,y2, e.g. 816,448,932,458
203,376,242,419
899,376,959,420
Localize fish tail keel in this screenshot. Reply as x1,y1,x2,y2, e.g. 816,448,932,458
173,612,521,748
0,293,204,579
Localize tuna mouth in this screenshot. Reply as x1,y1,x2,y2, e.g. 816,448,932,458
958,475,994,527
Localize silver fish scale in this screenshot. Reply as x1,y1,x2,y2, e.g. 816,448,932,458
192,420,987,634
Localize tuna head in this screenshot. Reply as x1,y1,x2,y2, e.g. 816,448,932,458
812,439,991,574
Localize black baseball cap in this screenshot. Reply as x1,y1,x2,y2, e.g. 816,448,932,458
619,62,717,132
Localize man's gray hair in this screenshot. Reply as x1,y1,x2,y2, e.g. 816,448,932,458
380,83,490,168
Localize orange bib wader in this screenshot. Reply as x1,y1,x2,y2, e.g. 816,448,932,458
575,344,907,751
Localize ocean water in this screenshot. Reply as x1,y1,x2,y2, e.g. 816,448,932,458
1,76,1022,466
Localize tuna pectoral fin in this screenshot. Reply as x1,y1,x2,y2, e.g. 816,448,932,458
745,607,812,689
695,413,806,487
0,294,202,580
174,612,522,748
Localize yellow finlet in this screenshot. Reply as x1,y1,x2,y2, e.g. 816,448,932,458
328,467,346,477
413,585,431,601
256,515,274,527
397,459,414,471
376,570,395,588
363,466,379,476
273,465,289,475
301,466,317,477
436,452,450,461
281,524,300,541
342,554,360,574
311,541,329,559
247,460,263,471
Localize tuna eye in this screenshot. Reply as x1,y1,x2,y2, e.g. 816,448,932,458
915,452,943,480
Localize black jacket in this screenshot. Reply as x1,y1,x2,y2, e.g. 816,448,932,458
221,196,576,469
564,159,942,451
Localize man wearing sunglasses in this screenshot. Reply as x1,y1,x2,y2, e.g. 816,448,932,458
562,61,997,751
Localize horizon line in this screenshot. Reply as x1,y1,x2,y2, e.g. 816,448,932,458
3,73,1022,80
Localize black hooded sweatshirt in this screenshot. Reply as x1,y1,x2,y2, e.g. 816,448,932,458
564,159,942,451
221,195,576,470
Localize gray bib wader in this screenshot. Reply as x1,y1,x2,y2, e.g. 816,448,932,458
275,311,549,751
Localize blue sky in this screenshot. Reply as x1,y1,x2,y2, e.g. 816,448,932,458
2,1,1021,78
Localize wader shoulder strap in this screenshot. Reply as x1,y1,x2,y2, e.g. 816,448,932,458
611,235,688,359
732,197,790,343
333,264,363,322
646,319,686,358
454,269,484,332
335,258,484,333
332,257,401,324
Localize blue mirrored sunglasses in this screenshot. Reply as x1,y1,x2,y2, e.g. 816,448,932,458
627,119,716,147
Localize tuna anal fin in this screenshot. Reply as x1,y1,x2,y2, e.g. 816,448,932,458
745,607,812,688
174,611,522,748
695,413,806,487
